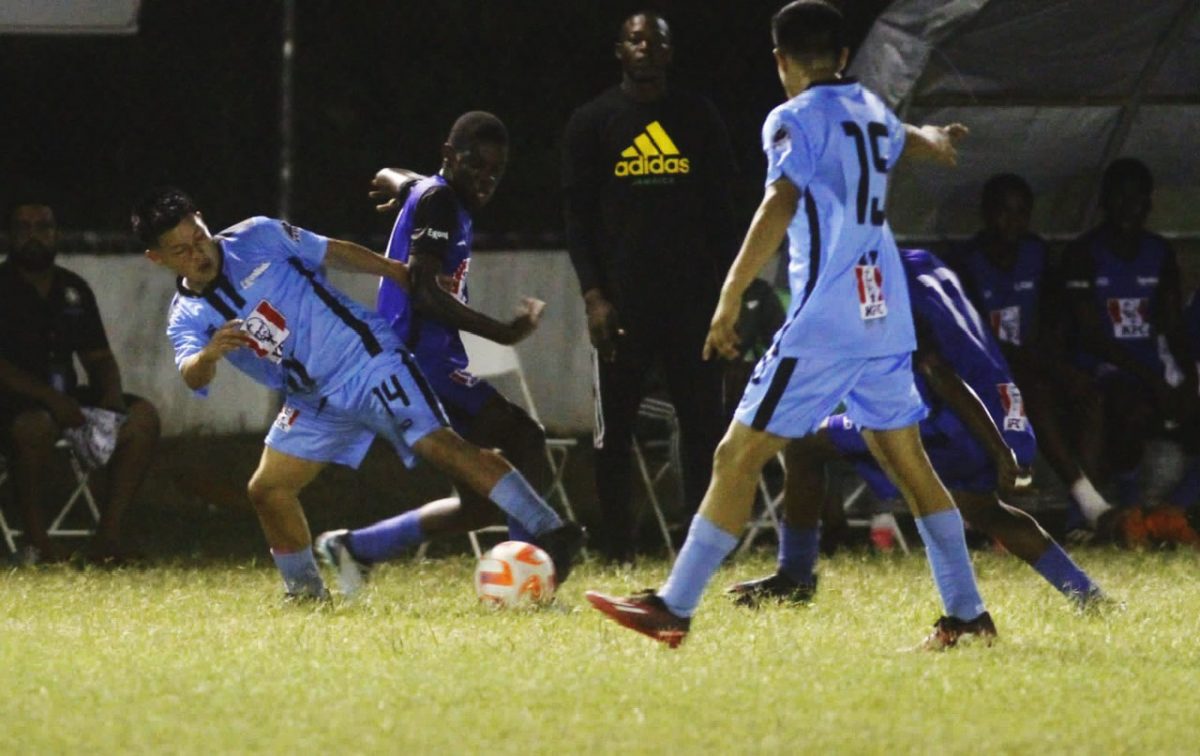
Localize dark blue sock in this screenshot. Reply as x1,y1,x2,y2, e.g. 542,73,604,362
347,510,424,563
1032,544,1099,599
506,516,535,543
489,470,562,536
778,523,819,584
914,509,987,621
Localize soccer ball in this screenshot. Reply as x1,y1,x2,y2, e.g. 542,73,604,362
474,540,557,608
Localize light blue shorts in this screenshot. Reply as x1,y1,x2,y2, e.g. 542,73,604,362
734,351,927,438
264,350,449,469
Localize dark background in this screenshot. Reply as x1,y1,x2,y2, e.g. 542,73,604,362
1,0,888,249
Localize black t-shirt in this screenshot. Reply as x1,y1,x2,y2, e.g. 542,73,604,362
562,85,737,316
0,260,109,393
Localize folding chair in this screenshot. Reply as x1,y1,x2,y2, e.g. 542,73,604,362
737,458,910,555
631,396,683,558
428,332,582,559
0,439,101,555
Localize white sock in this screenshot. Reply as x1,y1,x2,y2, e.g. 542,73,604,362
1070,477,1113,526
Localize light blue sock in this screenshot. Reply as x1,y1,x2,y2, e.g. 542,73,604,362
506,516,535,543
489,470,562,536
914,509,987,621
1032,544,1099,599
778,523,819,584
271,547,326,597
658,516,739,618
347,510,424,563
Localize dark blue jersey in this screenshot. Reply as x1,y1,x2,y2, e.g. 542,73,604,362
954,233,1048,348
1064,226,1176,375
902,248,1037,467
377,175,473,371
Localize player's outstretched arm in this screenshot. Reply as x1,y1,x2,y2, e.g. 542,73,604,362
704,177,798,361
409,252,543,345
369,168,425,213
915,347,1030,495
324,238,410,290
901,123,969,166
179,320,249,391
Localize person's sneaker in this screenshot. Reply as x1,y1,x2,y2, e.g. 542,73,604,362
533,522,586,586
726,572,818,608
314,529,371,597
1114,507,1150,549
585,589,690,648
1142,505,1200,546
919,611,998,651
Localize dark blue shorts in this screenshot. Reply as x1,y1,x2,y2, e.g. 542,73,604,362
416,355,500,436
825,412,997,500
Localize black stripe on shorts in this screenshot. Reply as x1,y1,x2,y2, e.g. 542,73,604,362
750,357,798,431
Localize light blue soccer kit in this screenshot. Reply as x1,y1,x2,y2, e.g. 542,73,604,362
166,217,449,468
734,80,925,437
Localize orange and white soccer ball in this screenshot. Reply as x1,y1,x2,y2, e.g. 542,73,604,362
474,541,557,607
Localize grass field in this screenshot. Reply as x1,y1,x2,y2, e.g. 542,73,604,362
2,547,1198,754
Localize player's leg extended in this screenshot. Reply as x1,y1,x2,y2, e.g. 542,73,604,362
656,421,789,615
955,490,1102,604
862,425,988,624
246,445,328,598
727,431,835,605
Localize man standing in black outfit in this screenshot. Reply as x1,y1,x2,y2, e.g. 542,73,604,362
562,11,737,561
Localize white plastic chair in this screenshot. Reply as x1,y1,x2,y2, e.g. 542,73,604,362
0,439,101,555
435,332,581,558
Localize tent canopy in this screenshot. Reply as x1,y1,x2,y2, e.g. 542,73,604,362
851,0,1200,238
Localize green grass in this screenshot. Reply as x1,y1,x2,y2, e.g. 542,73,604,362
2,548,1199,754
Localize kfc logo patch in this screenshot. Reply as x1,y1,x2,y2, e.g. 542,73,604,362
1107,297,1151,339
854,251,888,320
989,306,1022,345
997,383,1028,432
273,405,301,432
242,300,291,363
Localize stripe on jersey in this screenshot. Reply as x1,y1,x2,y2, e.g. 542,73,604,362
286,257,382,357
799,189,821,309
202,290,238,320
751,357,798,431
214,274,247,308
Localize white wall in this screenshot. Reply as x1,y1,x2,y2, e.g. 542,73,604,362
60,251,594,437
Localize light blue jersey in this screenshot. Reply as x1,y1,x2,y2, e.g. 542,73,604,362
166,216,401,397
761,79,914,359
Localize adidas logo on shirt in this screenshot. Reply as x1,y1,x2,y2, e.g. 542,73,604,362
614,121,690,177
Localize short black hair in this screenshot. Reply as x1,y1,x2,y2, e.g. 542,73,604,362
446,111,508,152
1101,157,1153,200
981,173,1033,212
8,198,56,229
772,0,844,62
131,187,197,248
618,10,670,42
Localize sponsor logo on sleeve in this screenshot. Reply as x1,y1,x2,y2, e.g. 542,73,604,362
280,221,301,242
411,226,450,242
242,300,291,363
854,250,888,320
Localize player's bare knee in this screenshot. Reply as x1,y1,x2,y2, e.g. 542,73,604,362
126,399,162,439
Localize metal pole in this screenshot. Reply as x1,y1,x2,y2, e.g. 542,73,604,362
279,0,295,220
